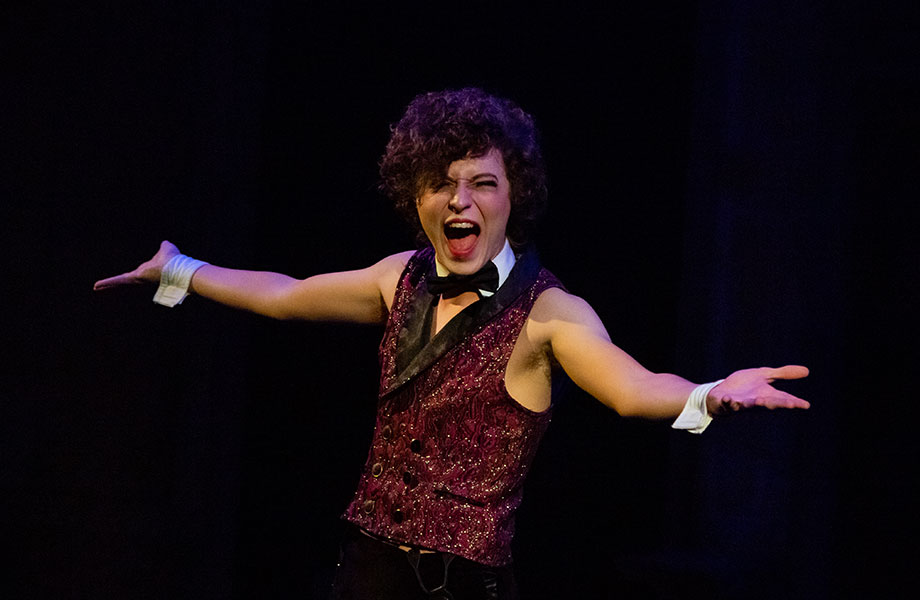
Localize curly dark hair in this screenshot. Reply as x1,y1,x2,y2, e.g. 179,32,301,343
379,88,547,249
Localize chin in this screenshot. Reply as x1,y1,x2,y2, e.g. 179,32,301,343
435,250,478,273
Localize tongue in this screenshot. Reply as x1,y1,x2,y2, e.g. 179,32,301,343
447,234,478,257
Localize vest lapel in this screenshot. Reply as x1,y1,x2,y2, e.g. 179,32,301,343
382,248,542,398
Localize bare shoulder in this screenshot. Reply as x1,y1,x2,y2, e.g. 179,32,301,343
530,287,604,325
373,250,415,273
526,287,611,348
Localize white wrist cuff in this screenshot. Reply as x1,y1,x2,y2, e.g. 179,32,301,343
672,380,724,434
153,254,209,307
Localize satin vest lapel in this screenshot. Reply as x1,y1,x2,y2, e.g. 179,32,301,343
383,248,542,398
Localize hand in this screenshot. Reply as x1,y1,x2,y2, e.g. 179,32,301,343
707,365,810,416
93,240,180,290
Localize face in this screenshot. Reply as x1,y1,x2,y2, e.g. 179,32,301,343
416,149,511,276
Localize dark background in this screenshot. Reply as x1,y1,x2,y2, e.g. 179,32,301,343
4,1,917,598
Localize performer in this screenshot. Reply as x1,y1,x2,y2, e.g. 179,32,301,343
94,88,809,600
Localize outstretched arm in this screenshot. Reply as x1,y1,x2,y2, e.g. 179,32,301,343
527,288,809,420
93,240,413,324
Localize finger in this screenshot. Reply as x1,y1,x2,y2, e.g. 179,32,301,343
764,390,811,410
767,365,809,381
716,394,741,413
782,393,810,409
93,273,139,290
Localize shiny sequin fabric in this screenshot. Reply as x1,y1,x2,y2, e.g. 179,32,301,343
343,247,563,566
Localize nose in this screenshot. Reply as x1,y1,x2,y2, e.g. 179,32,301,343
448,183,472,213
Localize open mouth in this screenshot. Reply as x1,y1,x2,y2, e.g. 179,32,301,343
443,221,480,257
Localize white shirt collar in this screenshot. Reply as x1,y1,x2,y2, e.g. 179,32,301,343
434,239,516,298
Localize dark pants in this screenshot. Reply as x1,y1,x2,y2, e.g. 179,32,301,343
330,525,519,600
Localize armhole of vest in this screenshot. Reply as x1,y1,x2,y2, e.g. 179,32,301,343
541,274,567,410
383,248,430,335
395,250,428,302
494,273,563,418
406,247,433,284
526,274,567,412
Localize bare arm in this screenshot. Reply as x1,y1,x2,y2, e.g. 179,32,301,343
93,240,413,324
527,288,809,419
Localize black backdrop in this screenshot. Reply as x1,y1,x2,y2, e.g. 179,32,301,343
4,2,917,598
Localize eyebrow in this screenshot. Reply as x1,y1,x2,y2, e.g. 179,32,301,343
444,172,499,183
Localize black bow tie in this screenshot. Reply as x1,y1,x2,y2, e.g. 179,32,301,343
427,262,500,299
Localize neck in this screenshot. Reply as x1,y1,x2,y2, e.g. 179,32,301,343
432,292,478,336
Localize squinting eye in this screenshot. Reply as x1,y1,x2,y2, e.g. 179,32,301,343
475,180,498,188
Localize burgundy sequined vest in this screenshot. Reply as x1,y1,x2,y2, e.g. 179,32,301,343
343,247,564,566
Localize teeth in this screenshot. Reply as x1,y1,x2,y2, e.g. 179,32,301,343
444,221,480,240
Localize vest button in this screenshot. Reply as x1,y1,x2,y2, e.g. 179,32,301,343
392,508,404,524
371,462,384,478
403,471,418,488
362,499,375,514
381,425,393,440
410,439,422,454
